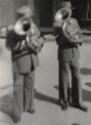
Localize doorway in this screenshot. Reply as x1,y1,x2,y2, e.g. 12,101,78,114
38,0,53,27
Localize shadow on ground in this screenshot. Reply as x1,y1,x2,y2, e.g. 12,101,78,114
81,68,91,75
82,89,91,102
72,123,80,125
85,82,91,87
54,85,91,102
35,90,58,105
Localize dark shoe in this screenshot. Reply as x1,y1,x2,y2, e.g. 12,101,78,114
68,99,72,107
61,103,68,110
72,103,88,112
59,100,68,110
27,109,35,114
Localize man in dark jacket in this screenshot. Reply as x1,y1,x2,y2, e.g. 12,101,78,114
53,1,88,111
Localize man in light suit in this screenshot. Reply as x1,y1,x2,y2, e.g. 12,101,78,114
6,6,43,117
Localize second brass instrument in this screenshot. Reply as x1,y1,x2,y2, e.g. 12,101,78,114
54,8,84,43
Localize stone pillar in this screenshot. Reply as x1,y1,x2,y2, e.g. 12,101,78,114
28,0,34,13
32,0,40,26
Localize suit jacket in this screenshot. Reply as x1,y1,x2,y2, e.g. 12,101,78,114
53,17,84,63
6,22,40,74
13,52,39,74
54,26,80,63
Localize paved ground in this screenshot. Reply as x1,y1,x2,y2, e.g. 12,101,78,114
16,38,91,125
0,37,91,125
0,39,13,95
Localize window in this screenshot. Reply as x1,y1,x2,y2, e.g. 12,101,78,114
81,2,91,19
88,2,91,18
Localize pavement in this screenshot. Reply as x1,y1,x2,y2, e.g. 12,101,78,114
15,36,91,125
0,37,91,125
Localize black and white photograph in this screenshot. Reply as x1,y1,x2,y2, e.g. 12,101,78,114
0,0,91,125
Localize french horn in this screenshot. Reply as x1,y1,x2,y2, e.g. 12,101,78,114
54,7,83,43
62,17,84,43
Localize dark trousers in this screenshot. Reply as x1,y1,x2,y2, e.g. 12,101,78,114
14,68,35,114
59,60,82,104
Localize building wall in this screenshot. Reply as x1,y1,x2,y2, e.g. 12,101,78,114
0,0,34,27
0,0,64,29
1,0,90,31
0,0,15,27
33,0,65,27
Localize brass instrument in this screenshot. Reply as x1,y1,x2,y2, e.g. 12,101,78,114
26,23,45,53
62,18,83,43
14,17,45,53
54,8,84,43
